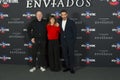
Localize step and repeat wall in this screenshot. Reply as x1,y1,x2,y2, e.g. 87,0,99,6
0,0,120,67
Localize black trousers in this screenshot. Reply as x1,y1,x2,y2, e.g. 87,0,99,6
31,41,47,67
48,40,61,71
61,39,75,70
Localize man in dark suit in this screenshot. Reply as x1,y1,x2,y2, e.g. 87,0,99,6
59,10,77,74
27,11,47,72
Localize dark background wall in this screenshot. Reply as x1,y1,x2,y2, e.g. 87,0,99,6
0,0,120,67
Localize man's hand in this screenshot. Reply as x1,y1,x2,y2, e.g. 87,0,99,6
55,23,59,27
31,38,35,43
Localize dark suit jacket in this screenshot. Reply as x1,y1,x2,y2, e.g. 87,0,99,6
59,18,77,44
27,18,47,42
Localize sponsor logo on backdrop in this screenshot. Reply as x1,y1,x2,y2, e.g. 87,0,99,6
25,56,32,62
9,32,25,38
81,42,95,50
112,26,120,34
111,58,120,64
0,26,9,34
10,48,26,54
81,26,95,34
108,0,119,6
0,12,8,19
51,11,60,19
0,42,10,48
8,18,24,24
99,0,120,6
81,57,95,64
112,10,120,18
94,33,113,40
0,0,19,8
22,12,35,19
81,11,96,19
112,42,120,50
95,18,114,24
0,55,11,61
94,50,112,56
24,42,33,48
23,28,27,32
26,0,92,8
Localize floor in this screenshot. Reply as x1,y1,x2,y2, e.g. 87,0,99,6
0,64,120,80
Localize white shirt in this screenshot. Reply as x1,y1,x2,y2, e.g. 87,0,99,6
62,20,67,31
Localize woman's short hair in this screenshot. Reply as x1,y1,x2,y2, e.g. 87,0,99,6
48,15,57,24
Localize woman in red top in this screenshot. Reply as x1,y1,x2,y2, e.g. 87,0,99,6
46,15,61,71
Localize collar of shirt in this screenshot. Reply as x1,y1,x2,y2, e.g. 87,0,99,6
62,20,67,31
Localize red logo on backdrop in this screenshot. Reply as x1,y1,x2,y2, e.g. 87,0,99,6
25,56,33,62
0,0,19,8
116,26,120,34
116,43,120,50
2,3,10,8
86,43,91,50
109,0,119,6
0,15,4,19
2,45,6,48
0,56,11,62
0,27,4,33
116,61,120,64
86,58,91,64
85,11,91,19
22,12,35,20
81,57,95,64
54,11,60,19
81,11,96,19
1,42,6,48
86,15,91,19
0,42,10,48
117,11,120,18
3,56,7,61
112,10,120,18
86,27,91,34
112,58,120,64
24,42,33,48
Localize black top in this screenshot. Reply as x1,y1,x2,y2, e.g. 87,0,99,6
27,18,47,42
58,18,77,44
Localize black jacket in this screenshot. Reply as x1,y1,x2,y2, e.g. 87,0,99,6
27,18,47,42
59,18,77,44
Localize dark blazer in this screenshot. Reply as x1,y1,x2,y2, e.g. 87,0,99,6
27,18,47,42
59,18,77,44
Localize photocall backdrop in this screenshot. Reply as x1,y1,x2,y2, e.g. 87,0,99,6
0,0,120,67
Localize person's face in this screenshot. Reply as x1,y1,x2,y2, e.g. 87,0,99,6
36,11,43,21
61,12,68,20
50,18,55,24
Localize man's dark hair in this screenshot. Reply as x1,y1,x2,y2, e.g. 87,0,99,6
60,10,68,14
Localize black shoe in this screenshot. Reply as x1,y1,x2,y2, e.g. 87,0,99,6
70,69,75,74
63,68,70,72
